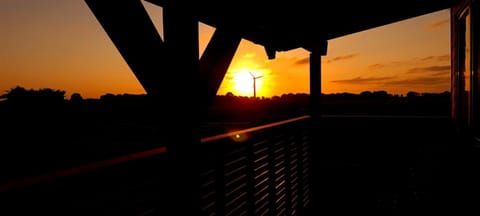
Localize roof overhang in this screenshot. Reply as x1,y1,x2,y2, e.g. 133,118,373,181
146,0,454,54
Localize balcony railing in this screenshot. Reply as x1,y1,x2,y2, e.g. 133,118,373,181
1,115,313,216
199,115,312,215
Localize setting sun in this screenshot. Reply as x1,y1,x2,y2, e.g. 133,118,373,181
233,69,264,97
216,45,275,98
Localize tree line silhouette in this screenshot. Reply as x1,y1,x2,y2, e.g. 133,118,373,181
0,86,450,138
0,86,451,119
0,86,450,183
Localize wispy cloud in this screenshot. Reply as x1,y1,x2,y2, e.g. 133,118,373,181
407,65,450,73
368,64,385,71
431,71,450,76
326,53,359,63
420,54,450,62
436,55,450,61
331,76,395,84
420,56,435,61
242,53,256,59
385,76,450,85
363,55,450,74
425,19,449,30
294,57,310,65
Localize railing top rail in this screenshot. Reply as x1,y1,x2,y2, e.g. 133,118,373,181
0,147,167,193
201,115,310,143
1,115,311,192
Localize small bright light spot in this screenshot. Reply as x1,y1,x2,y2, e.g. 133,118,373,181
229,132,249,143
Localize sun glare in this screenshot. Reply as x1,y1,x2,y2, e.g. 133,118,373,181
233,69,264,97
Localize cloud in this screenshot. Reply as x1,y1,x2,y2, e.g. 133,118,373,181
431,71,450,76
436,55,450,61
326,53,359,63
331,76,395,84
407,65,450,73
425,19,449,30
242,53,256,59
368,64,385,71
385,76,450,85
420,56,435,61
364,56,450,73
420,54,450,62
293,57,310,65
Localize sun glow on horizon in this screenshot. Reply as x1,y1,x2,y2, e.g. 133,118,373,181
217,47,274,97
1,2,451,99
232,69,264,97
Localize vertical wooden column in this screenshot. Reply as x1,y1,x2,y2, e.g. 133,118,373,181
162,4,201,215
307,47,325,214
309,52,321,120
308,40,327,120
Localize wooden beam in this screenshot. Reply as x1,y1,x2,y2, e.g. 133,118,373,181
85,0,165,97
199,28,241,117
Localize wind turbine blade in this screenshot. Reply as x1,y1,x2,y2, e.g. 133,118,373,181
256,75,264,79
248,71,255,78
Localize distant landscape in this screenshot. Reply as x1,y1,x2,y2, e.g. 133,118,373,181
0,86,450,182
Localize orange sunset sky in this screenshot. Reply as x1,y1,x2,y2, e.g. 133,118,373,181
2,1,451,99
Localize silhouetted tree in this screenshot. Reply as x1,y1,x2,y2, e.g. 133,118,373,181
3,86,28,103
36,88,66,104
360,91,373,98
2,86,66,107
439,91,451,98
407,91,419,98
100,93,115,102
372,90,389,98
70,93,83,103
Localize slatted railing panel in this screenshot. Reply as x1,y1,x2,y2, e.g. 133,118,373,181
288,137,301,215
300,132,311,208
200,168,218,216
253,140,272,216
272,136,288,216
200,116,311,216
223,146,249,216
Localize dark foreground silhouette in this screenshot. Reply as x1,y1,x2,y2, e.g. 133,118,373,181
0,86,451,182
2,86,471,216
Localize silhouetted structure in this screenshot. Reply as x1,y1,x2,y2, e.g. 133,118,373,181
249,71,263,98
2,0,479,215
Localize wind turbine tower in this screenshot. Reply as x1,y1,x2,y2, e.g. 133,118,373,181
249,71,263,98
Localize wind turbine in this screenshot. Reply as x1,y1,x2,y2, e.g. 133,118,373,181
249,71,263,98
